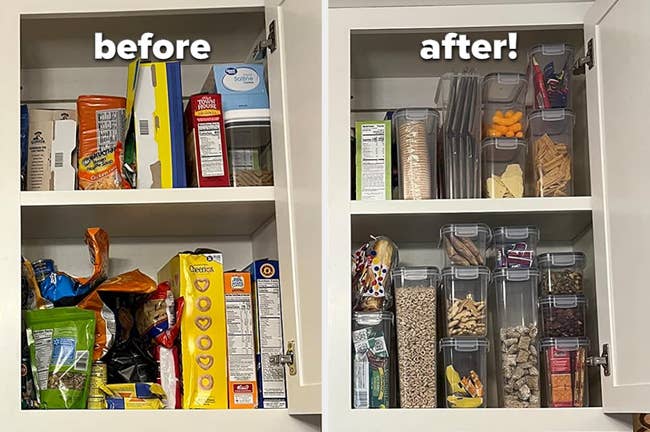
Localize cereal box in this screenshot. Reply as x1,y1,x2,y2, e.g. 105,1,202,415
245,260,287,409
157,251,228,409
224,272,258,408
355,120,391,200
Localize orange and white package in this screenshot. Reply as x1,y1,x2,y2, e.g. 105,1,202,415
77,95,130,190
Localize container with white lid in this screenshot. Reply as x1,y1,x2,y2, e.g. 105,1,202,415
224,108,273,186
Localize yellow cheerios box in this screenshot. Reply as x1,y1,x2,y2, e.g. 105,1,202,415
158,250,228,409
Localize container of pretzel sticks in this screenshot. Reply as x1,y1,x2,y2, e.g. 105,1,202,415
393,108,440,200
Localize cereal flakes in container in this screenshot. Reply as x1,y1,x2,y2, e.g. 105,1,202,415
440,223,491,267
392,266,439,408
442,266,490,337
540,337,589,407
538,252,586,295
440,337,489,408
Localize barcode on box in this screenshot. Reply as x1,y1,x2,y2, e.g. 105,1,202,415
139,119,149,136
74,350,89,371
54,152,64,168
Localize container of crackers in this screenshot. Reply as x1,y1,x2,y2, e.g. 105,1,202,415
440,223,491,267
440,337,489,408
481,138,527,198
540,337,589,407
441,266,490,337
528,109,575,197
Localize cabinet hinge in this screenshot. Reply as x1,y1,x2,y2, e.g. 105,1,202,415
573,39,594,75
270,339,296,376
252,20,277,61
587,343,610,376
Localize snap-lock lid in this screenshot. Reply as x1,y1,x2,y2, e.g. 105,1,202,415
528,108,575,123
493,268,539,282
440,223,491,240
441,266,490,280
353,311,394,325
393,107,439,122
540,337,589,351
392,266,439,280
439,337,489,352
481,137,527,151
493,226,540,243
482,72,527,103
539,295,586,308
528,43,575,58
538,252,586,269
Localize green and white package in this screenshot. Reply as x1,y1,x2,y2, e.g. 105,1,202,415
24,307,96,409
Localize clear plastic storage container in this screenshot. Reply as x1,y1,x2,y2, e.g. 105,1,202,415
539,295,587,337
224,109,273,186
538,252,586,295
493,268,541,408
528,109,575,197
352,311,395,409
540,337,589,407
528,44,574,109
393,108,439,200
482,73,527,139
442,266,490,336
492,226,540,269
440,337,489,408
440,223,491,267
435,72,483,199
481,138,527,199
392,267,439,408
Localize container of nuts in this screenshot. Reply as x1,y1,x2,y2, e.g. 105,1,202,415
442,266,490,337
440,223,491,267
440,337,489,408
539,295,587,337
493,268,541,408
540,337,589,407
538,252,586,295
392,266,439,408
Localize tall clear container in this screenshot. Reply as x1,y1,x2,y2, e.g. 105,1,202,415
441,266,490,336
528,44,574,109
481,138,527,199
352,311,395,408
392,266,439,408
528,109,575,197
492,226,540,269
540,337,590,407
493,268,541,408
393,108,439,200
538,252,586,295
482,73,527,139
224,109,274,186
440,223,491,267
440,337,489,408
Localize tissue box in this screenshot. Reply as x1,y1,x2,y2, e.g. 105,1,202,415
201,63,269,113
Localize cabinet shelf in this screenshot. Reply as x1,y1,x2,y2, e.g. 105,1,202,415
21,187,276,239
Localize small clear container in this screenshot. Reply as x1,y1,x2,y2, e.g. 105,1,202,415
492,226,540,269
440,337,489,408
493,268,541,408
352,311,395,408
528,44,574,109
440,223,491,267
481,138,527,199
528,109,575,197
540,337,589,407
393,108,439,200
441,266,490,337
392,267,439,408
482,73,527,139
224,109,274,186
539,295,587,337
538,252,586,295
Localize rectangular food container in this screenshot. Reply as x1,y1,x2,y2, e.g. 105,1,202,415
539,295,587,337
492,226,540,269
528,44,574,109
441,266,490,337
481,138,528,199
538,252,586,295
440,223,491,267
393,108,439,200
482,72,527,140
528,109,575,197
392,266,439,408
352,311,395,409
493,268,541,408
540,337,590,407
440,337,489,408
224,109,274,186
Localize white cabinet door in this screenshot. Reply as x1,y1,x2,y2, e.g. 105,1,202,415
585,0,650,413
265,0,322,415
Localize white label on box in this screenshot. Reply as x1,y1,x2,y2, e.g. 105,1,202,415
256,279,286,399
197,122,224,177
225,293,256,382
95,109,125,151
234,392,254,405
360,123,387,200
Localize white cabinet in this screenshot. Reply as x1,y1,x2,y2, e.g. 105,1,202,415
2,0,321,430
327,0,648,430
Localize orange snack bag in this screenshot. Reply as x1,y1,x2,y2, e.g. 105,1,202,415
77,95,130,190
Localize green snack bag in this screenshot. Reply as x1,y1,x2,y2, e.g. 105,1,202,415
24,307,95,409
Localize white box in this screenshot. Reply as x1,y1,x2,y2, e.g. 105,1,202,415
51,120,77,191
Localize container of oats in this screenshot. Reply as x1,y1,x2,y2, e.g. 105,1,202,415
493,268,541,408
442,266,490,337
482,138,527,199
528,109,575,197
393,108,439,200
440,223,491,267
538,252,586,295
392,266,439,408
440,337,488,408
540,337,589,407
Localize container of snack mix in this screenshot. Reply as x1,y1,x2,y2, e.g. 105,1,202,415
441,266,490,337
440,337,489,408
538,252,586,295
492,226,540,269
